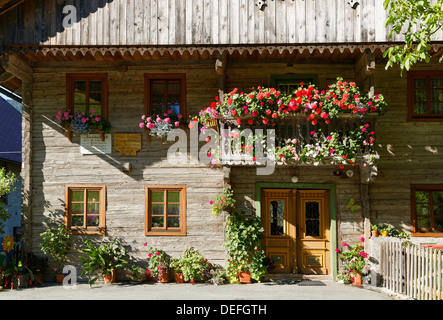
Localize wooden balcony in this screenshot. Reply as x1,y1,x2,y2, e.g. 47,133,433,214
212,114,379,169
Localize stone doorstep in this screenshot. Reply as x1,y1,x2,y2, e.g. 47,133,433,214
263,273,332,282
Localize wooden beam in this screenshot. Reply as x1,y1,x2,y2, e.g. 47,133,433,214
216,52,228,101
1,54,33,83
0,71,15,83
0,0,24,15
355,51,375,96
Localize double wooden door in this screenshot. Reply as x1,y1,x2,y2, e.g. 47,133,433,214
261,189,330,275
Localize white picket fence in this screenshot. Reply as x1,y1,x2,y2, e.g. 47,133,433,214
380,241,443,300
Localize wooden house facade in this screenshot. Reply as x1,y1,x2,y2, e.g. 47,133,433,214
1,0,443,280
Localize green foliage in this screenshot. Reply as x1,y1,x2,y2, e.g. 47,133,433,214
146,246,170,279
171,247,212,283
78,238,128,286
0,168,16,235
224,211,267,282
39,224,72,265
336,239,369,280
377,223,410,239
124,264,148,283
211,184,236,217
346,198,362,213
384,0,443,73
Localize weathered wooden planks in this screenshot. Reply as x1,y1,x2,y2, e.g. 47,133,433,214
3,0,442,47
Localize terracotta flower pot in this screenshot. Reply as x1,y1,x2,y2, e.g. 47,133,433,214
174,272,185,283
55,274,64,283
158,271,170,283
103,270,117,284
238,270,251,284
371,230,379,237
352,273,363,286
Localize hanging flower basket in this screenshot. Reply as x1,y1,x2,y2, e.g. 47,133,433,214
56,109,111,142
139,111,185,143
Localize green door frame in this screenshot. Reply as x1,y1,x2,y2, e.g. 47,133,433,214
255,182,337,279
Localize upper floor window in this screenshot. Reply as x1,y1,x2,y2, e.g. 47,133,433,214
408,71,443,121
65,184,106,235
67,73,108,119
412,185,443,237
145,73,186,118
270,74,317,95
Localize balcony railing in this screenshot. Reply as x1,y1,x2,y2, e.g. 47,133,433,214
209,114,378,167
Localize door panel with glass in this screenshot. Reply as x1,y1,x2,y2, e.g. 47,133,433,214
262,189,330,275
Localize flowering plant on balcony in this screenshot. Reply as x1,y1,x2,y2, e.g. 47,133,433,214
56,109,111,136
197,100,220,134
139,110,185,138
196,78,387,130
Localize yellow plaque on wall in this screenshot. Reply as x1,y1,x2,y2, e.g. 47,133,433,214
114,133,142,156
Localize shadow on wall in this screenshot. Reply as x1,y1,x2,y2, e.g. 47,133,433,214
1,0,115,46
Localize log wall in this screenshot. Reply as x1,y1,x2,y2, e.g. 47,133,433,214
370,60,443,234
27,55,443,277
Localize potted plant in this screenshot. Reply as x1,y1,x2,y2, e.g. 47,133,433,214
56,109,111,141
371,224,379,237
207,267,226,285
25,252,48,285
336,238,369,286
170,258,185,283
210,184,236,217
146,246,171,283
78,238,128,286
39,224,72,283
224,211,267,284
124,264,148,283
139,111,185,143
178,247,211,283
51,266,64,283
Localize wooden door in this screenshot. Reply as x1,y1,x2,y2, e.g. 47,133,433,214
297,190,330,275
262,189,295,273
261,189,330,275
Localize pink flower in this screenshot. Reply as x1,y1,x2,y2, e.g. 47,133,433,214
177,114,183,119
174,121,180,127
210,201,213,204
327,136,332,140
81,117,87,123
139,123,145,128
156,117,162,123
155,252,160,256
335,248,339,253
190,280,194,284
164,117,171,124
148,253,152,258
95,117,100,122
144,242,147,246
343,242,348,247
147,123,155,129
146,270,151,275
360,237,365,242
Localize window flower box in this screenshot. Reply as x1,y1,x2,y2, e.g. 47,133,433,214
56,109,111,142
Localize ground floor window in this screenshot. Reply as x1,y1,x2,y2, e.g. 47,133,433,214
412,184,443,236
145,185,186,236
65,184,106,235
